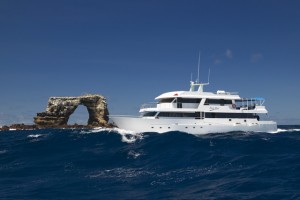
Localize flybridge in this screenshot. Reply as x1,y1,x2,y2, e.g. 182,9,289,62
189,81,238,95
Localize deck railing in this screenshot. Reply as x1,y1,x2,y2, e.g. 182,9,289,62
234,98,265,110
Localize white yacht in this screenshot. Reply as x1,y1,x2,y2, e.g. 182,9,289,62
109,82,277,134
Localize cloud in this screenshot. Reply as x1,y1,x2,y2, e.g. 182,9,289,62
213,59,222,65
225,49,233,59
251,53,263,62
212,49,232,65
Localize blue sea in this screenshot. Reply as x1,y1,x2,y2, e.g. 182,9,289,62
1,126,300,200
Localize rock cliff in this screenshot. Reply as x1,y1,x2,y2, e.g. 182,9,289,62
34,94,109,128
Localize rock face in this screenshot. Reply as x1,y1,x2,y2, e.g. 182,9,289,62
34,94,109,128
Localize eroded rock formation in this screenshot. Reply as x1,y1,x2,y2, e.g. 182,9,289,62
34,94,109,128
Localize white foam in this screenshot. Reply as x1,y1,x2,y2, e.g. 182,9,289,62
27,134,42,138
269,128,300,134
79,127,143,143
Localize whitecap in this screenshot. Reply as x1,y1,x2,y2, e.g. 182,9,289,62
107,128,143,143
79,127,143,143
27,134,42,138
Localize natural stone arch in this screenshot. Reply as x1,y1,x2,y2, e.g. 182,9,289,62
67,104,89,125
34,94,109,128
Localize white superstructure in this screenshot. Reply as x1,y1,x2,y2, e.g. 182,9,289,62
109,81,277,134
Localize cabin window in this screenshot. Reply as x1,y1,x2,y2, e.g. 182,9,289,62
195,112,204,119
182,113,196,117
175,98,201,108
159,98,201,105
174,98,202,104
204,99,232,105
157,112,196,118
142,112,157,117
179,98,202,103
205,113,256,118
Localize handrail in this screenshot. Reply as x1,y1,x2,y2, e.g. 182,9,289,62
238,98,265,106
233,98,265,110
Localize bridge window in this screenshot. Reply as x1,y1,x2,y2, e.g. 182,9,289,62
159,98,175,103
176,98,202,103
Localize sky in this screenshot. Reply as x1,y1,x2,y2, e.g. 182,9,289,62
0,0,300,125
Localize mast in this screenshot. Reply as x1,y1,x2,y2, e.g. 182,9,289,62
189,52,209,92
197,52,200,83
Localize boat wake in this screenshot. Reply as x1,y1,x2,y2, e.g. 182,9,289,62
272,128,300,133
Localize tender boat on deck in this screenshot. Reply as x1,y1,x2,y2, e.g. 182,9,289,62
109,81,277,134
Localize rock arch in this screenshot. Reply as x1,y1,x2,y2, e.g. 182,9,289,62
34,94,109,128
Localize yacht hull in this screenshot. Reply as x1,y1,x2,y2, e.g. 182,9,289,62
109,116,278,134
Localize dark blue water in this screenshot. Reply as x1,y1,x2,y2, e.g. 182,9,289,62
1,126,300,200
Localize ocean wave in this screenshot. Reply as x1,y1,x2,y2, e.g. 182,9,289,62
127,150,143,159
87,167,153,179
79,127,144,143
1,126,300,199
0,149,7,154
76,126,300,143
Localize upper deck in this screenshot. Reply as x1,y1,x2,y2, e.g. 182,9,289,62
140,82,267,114
155,90,240,101
155,81,240,100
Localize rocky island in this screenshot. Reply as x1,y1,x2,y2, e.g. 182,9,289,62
0,94,111,131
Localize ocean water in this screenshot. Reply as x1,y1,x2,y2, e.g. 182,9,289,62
0,126,300,200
